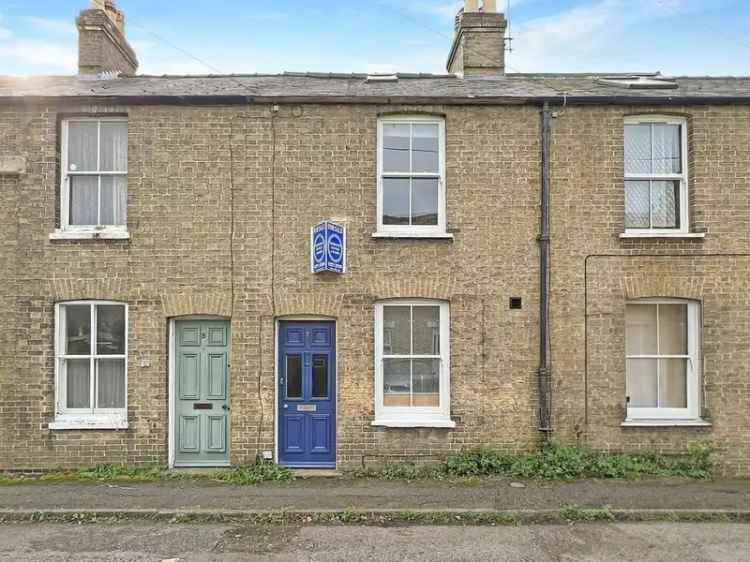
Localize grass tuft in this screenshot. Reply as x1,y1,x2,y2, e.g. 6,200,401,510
354,441,716,481
212,462,296,485
0,461,296,486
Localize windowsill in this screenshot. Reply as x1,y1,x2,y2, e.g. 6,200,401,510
371,418,456,429
372,232,454,240
619,232,706,239
621,418,712,428
49,229,130,241
48,418,129,430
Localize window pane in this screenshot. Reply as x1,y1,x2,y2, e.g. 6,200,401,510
285,355,302,399
68,122,98,172
65,358,90,408
652,124,681,174
383,306,411,355
658,304,688,355
626,304,657,355
382,123,410,173
626,358,657,407
97,358,125,408
412,358,440,407
411,178,439,226
100,122,127,172
65,304,91,355
97,305,125,355
651,180,679,228
625,181,650,229
659,358,687,408
624,124,651,174
412,306,440,355
100,176,127,226
412,123,439,173
383,358,410,407
312,354,328,398
382,178,410,225
69,175,99,226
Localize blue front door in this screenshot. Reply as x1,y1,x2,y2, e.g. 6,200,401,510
278,322,336,468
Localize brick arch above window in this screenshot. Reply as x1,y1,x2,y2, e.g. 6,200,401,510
622,276,705,301
368,276,455,301
49,278,129,302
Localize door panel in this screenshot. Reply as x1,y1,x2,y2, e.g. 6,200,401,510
179,416,200,452
278,322,336,468
207,353,227,398
206,415,227,452
311,415,331,453
178,353,200,399
174,320,230,467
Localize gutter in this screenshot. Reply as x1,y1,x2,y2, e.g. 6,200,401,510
537,102,553,436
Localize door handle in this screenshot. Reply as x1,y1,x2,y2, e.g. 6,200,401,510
222,405,230,411
283,404,288,409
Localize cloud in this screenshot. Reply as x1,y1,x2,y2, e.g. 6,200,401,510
506,0,718,73
23,16,76,35
0,40,76,73
0,14,12,39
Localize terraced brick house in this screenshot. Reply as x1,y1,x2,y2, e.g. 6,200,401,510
1,0,749,474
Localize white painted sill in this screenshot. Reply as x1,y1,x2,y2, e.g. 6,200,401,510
371,419,456,429
621,419,712,428
372,232,454,240
49,229,130,241
619,232,706,239
48,418,129,430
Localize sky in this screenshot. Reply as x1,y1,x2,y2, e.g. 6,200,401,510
0,0,748,76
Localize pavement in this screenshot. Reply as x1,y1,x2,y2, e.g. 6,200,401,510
1,477,750,514
2,521,749,561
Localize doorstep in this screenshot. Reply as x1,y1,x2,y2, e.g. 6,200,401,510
290,469,341,478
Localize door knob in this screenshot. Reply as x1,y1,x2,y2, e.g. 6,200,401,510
283,404,288,409
222,405,230,411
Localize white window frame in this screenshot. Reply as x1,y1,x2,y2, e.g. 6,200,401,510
624,115,689,235
54,117,129,240
373,299,454,428
50,301,128,430
625,298,702,423
376,115,448,238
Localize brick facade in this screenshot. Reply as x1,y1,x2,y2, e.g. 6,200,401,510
1,99,749,474
0,103,545,471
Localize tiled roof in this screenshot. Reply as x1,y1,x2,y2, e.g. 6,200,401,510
2,72,750,104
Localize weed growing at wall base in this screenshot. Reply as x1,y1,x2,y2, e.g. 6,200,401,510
0,462,296,485
354,442,716,481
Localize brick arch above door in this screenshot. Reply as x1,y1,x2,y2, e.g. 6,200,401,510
274,293,344,319
161,292,232,319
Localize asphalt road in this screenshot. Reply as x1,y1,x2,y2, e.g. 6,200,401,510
1,522,748,561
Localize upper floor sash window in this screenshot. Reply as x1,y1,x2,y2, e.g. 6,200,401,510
61,118,128,232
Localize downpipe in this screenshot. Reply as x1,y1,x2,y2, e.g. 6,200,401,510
537,103,553,438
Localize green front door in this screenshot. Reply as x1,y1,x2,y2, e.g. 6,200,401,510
174,320,230,467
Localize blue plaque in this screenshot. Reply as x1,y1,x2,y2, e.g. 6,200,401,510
311,221,346,274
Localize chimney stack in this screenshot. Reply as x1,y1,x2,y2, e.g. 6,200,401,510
447,0,507,78
77,0,138,75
